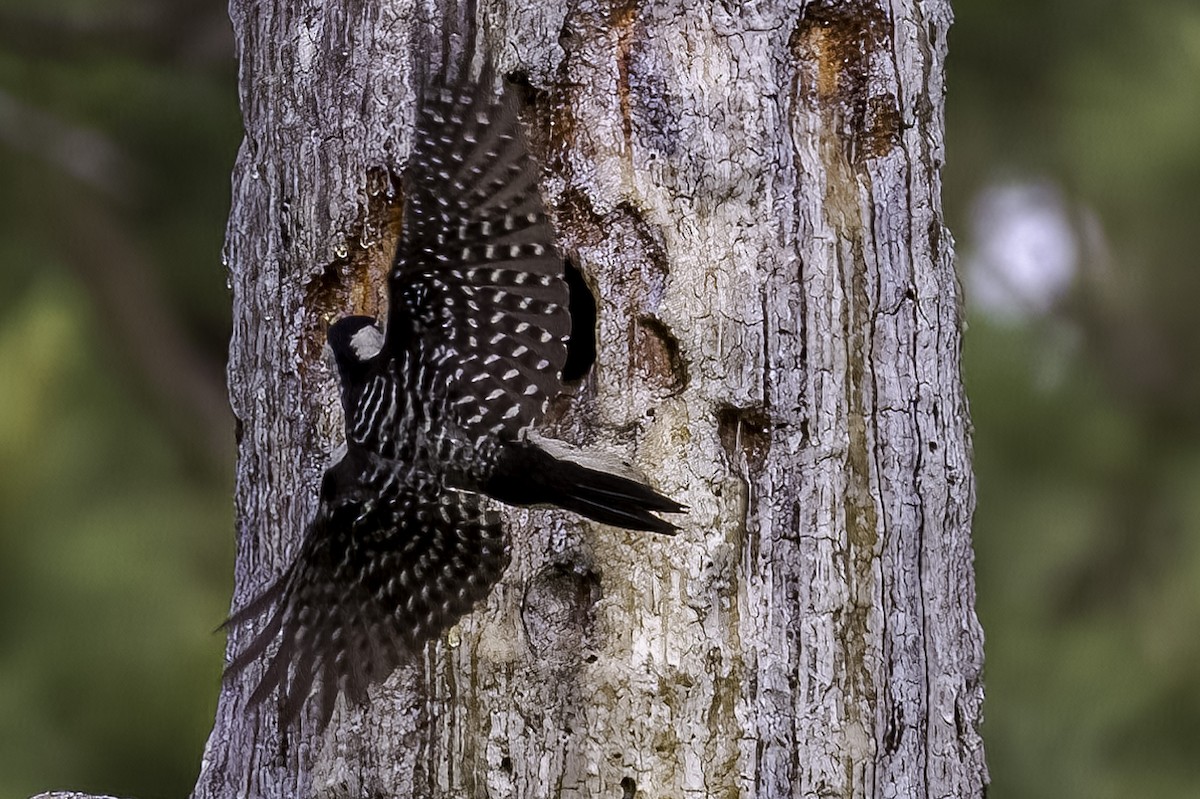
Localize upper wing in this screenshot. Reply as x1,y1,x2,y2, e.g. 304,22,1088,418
223,457,509,730
386,59,570,442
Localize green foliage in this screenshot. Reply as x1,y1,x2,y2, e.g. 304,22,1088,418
0,0,239,796
951,1,1200,796
0,281,233,797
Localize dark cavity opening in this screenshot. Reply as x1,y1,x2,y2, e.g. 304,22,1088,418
562,256,597,383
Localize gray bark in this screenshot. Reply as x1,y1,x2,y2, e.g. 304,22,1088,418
187,1,986,798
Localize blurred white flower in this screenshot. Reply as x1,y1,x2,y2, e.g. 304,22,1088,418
965,180,1079,321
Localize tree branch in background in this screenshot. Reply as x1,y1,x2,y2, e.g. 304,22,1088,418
61,194,233,472
0,89,137,202
0,0,232,67
0,89,231,471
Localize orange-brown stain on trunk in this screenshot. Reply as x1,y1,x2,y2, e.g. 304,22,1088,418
612,0,643,155
790,1,902,165
301,166,400,365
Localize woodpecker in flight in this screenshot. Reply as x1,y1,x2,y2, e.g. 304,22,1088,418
223,54,684,729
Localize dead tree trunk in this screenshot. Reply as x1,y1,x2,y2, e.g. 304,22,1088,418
186,1,986,798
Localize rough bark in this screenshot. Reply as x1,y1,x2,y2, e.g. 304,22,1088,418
186,1,985,798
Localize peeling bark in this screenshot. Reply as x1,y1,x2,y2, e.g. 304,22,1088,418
186,1,986,798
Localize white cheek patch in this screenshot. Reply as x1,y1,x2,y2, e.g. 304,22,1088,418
350,325,385,360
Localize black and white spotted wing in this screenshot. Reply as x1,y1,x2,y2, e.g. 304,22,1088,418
386,61,570,442
224,450,508,729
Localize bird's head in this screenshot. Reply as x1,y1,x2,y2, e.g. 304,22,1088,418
326,315,383,381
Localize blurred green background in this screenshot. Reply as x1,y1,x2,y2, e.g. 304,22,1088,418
0,0,1197,797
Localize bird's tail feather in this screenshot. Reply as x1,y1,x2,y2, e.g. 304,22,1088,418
484,437,685,534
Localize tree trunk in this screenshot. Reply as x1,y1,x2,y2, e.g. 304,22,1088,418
185,1,986,798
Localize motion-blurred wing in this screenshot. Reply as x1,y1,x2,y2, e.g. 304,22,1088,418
387,60,569,442
223,458,509,730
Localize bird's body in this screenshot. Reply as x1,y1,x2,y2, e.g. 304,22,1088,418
224,48,683,730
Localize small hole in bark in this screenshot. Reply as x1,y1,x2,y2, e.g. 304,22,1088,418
620,776,637,798
928,220,941,264
279,210,292,249
521,563,602,661
500,756,513,773
505,70,552,130
634,315,687,394
505,69,533,94
717,406,771,472
884,698,903,754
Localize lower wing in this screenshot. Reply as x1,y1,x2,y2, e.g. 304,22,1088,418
222,480,509,730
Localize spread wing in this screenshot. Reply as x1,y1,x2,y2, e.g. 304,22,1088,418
386,60,570,442
223,455,509,730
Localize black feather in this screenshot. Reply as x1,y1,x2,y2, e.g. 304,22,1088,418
223,451,509,731
482,440,685,535
385,59,569,443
